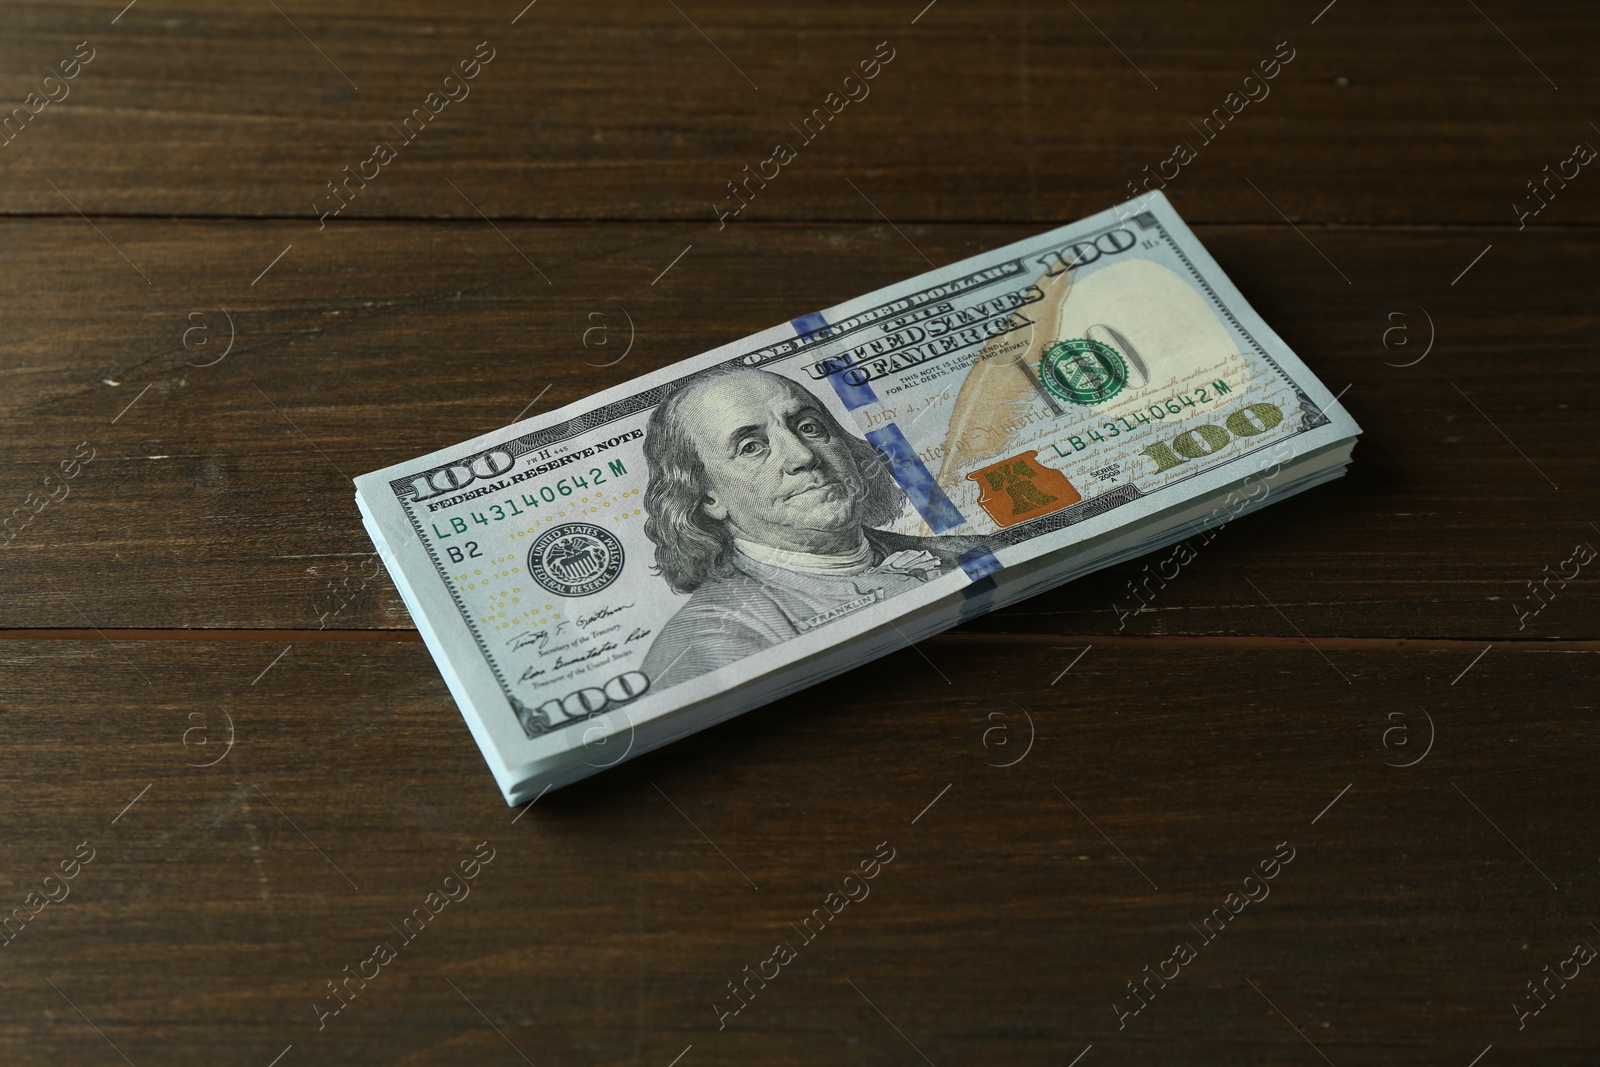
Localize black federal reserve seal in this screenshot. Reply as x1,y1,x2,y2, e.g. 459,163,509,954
1040,338,1128,405
527,523,625,597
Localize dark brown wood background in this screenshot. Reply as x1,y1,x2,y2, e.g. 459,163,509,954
2,1,1596,1064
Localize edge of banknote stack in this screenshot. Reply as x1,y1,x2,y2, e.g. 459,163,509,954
354,192,1361,805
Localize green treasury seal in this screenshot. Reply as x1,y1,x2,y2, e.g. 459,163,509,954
1039,338,1128,405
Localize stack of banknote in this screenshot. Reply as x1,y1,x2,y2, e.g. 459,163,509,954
355,192,1360,804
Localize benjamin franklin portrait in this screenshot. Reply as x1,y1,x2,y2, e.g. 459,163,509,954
638,366,987,689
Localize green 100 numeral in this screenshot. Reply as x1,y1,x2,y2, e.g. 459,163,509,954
1138,402,1284,473
534,670,651,727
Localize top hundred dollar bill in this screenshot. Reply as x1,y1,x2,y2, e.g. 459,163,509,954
355,191,1359,798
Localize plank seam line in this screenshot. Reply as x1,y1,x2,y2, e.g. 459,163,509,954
0,629,1594,650
0,214,1594,231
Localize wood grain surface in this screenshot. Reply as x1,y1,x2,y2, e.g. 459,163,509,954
1,1,1596,1065
1,1,1597,223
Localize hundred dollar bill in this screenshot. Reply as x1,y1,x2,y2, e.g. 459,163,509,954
355,191,1360,803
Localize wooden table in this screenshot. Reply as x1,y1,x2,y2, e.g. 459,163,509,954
2,2,1596,1063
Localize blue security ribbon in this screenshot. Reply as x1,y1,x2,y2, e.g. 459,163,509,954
792,312,985,572
956,545,1002,587
791,311,877,411
865,423,967,535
